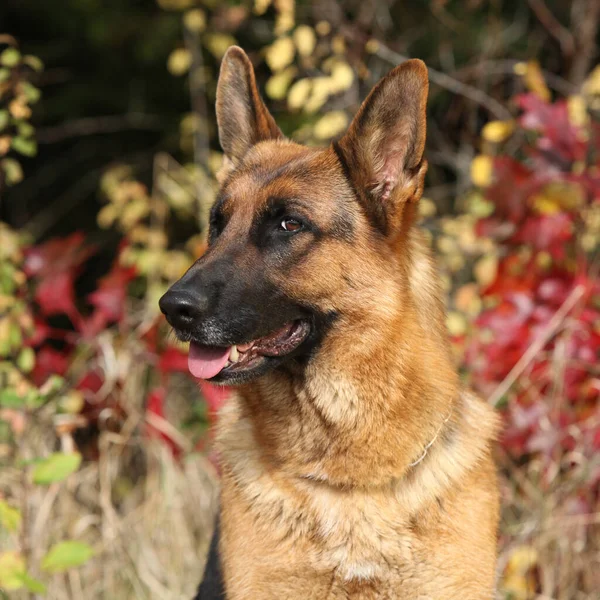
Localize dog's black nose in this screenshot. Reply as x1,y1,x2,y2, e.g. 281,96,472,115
159,289,207,329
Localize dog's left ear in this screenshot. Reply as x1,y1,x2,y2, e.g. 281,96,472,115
337,59,428,232
216,46,283,176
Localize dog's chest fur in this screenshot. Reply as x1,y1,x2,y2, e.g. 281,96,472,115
217,389,498,600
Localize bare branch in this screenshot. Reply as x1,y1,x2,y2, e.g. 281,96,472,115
374,43,513,121
528,0,575,57
488,284,586,407
36,114,163,144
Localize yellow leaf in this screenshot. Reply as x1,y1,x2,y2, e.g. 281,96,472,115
266,66,297,100
331,35,346,54
454,283,482,317
365,39,380,54
532,181,585,215
504,545,539,592
437,235,457,254
315,21,331,36
474,255,498,287
502,573,536,600
466,191,495,218
536,251,552,269
58,390,85,414
287,78,312,110
329,61,354,93
265,37,295,72
208,151,223,175
120,199,150,229
532,193,560,215
313,111,348,140
204,34,237,60
167,48,192,76
470,155,493,187
305,78,331,113
582,64,600,97
521,60,551,102
481,120,515,143
0,551,25,589
162,251,192,280
274,0,295,35
418,197,437,218
293,25,316,58
0,136,12,156
0,500,21,532
8,99,31,120
97,204,118,229
446,312,467,336
513,62,527,76
567,95,589,128
253,0,272,16
183,9,206,33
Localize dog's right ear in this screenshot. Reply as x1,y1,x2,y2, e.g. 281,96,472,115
216,46,283,176
337,59,428,234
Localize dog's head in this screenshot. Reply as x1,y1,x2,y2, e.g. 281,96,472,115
159,47,429,384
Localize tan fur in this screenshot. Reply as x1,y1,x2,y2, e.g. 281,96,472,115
211,47,500,599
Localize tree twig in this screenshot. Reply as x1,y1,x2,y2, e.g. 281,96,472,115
569,0,600,87
488,284,586,406
528,0,575,57
374,43,513,121
183,23,211,234
36,114,163,144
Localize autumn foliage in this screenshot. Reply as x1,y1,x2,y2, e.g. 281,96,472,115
1,4,600,594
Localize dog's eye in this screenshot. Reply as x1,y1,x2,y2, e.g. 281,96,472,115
279,218,303,233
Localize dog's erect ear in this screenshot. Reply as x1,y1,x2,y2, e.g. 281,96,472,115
337,59,429,231
216,46,283,170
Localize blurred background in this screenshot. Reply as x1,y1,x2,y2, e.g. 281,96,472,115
0,1,598,598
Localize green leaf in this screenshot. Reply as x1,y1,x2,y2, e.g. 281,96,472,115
0,48,20,68
0,158,23,185
32,453,82,485
20,82,41,104
39,374,65,397
17,121,35,138
23,55,44,72
0,552,25,590
0,500,21,532
41,541,94,573
11,136,37,157
0,68,9,82
16,347,35,373
0,110,9,130
0,389,25,408
19,572,46,594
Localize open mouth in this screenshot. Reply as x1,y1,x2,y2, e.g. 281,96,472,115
187,320,310,382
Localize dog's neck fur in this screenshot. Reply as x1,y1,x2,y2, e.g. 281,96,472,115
229,225,464,489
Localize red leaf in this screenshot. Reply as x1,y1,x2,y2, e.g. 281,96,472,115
513,213,573,260
31,346,70,386
35,271,78,317
199,381,230,416
145,387,182,460
486,157,543,224
517,93,587,164
158,346,189,373
25,232,95,319
88,264,137,323
24,232,94,277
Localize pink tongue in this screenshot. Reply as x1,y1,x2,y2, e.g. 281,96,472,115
188,342,231,379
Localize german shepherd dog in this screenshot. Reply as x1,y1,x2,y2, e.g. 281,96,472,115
159,46,499,599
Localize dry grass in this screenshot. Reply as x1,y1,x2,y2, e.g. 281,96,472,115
2,388,219,599
1,308,597,600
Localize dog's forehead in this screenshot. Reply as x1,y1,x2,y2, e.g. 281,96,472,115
220,141,350,212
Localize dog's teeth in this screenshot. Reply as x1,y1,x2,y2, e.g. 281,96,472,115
229,345,239,362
